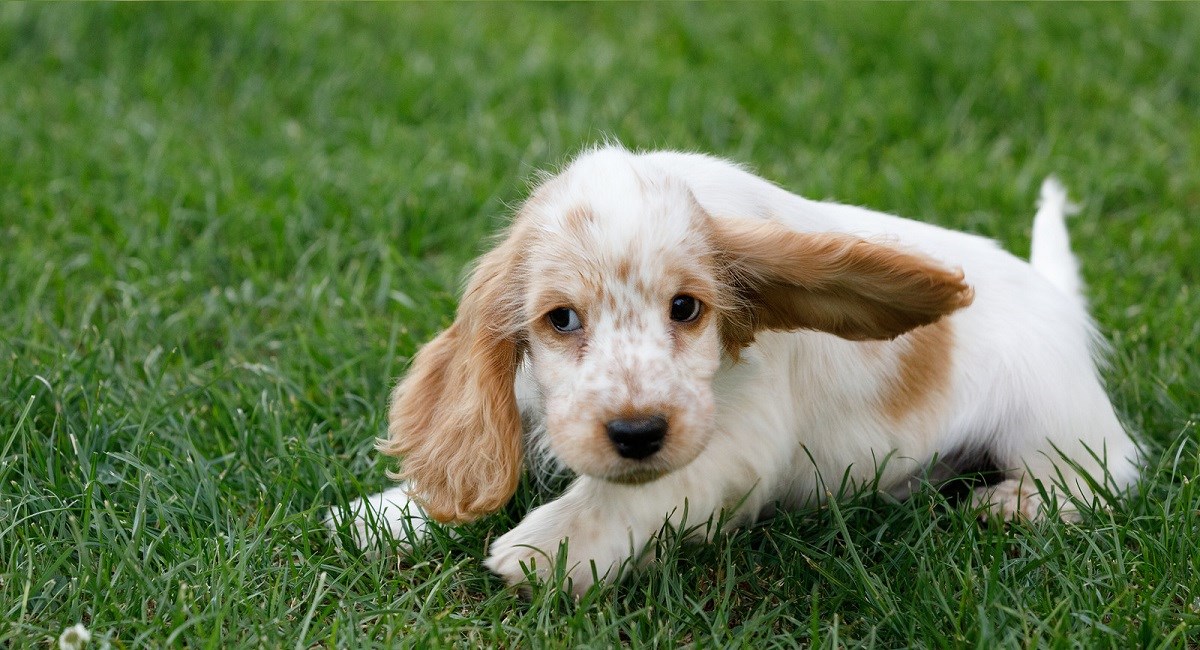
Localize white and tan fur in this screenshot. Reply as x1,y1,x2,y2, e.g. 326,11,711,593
327,146,1141,596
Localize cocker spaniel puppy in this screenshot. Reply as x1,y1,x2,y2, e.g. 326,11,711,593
328,146,1140,596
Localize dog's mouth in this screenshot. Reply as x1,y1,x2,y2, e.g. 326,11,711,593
604,465,672,486
554,445,688,486
601,460,674,485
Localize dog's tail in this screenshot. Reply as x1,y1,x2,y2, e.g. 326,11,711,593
1030,177,1085,304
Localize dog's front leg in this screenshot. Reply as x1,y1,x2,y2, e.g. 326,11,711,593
325,483,435,556
484,462,742,597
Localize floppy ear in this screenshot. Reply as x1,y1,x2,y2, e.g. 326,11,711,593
376,230,527,524
710,218,974,351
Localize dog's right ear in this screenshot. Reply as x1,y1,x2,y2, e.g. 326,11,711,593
377,225,528,524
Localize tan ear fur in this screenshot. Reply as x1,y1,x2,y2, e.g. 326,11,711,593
376,229,527,524
710,218,974,350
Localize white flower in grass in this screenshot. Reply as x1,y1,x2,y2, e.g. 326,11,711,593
58,623,90,650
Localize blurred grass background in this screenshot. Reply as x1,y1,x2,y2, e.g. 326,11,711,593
1,3,1197,647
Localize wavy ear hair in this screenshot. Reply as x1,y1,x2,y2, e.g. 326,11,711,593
709,217,975,355
377,225,529,524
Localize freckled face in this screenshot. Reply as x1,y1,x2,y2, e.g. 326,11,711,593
523,193,724,483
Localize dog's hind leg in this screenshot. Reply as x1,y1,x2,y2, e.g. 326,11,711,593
970,359,1141,522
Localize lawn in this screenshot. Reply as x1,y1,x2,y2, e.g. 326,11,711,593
2,3,1198,647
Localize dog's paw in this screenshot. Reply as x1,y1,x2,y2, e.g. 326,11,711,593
483,512,628,598
971,478,1081,523
482,529,562,597
324,485,431,556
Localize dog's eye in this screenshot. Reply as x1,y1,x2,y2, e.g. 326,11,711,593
669,295,701,322
547,307,582,332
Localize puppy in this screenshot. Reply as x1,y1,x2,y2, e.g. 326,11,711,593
328,146,1140,596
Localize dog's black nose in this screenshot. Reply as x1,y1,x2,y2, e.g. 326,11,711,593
605,415,668,460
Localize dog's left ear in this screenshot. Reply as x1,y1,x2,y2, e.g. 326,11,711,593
709,217,974,351
377,225,528,524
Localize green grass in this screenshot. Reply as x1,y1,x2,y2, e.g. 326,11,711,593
2,3,1198,647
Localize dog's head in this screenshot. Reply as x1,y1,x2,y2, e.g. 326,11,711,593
379,147,974,523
